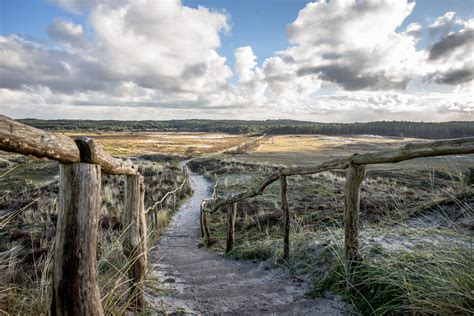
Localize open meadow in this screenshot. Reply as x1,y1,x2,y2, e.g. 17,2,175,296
221,134,474,170
66,132,250,156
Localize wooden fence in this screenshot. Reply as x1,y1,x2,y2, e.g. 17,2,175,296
0,115,150,314
201,137,474,272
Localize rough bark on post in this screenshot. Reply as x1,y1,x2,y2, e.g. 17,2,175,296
139,177,147,266
153,209,158,232
199,203,205,238
226,203,237,253
51,163,103,316
123,174,146,311
202,205,211,245
281,175,290,260
0,115,80,163
75,137,137,175
344,162,366,271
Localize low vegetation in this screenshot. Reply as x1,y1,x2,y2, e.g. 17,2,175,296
0,154,191,314
1,127,472,314
65,132,248,156
191,157,473,315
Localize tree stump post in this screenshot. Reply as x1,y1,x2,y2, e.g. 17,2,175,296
51,163,104,316
123,174,146,311
281,175,290,260
344,162,366,288
226,202,237,253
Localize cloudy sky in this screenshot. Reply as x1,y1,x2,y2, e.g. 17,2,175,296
0,0,473,122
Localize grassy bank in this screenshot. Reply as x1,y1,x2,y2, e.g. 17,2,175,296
192,157,473,315
0,154,191,314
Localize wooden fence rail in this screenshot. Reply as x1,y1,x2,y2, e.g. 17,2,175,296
202,136,474,280
0,115,146,314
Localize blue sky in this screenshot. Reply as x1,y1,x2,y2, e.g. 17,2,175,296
0,0,473,121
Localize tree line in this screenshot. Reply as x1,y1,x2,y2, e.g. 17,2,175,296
19,119,474,139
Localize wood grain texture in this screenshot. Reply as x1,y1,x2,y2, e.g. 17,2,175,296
202,204,211,245
281,176,290,261
51,163,103,316
75,137,137,175
353,137,474,165
139,177,147,266
0,115,80,163
226,203,237,253
0,116,139,175
200,204,205,238
344,163,366,265
123,174,146,310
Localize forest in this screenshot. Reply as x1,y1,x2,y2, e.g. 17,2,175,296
19,119,474,139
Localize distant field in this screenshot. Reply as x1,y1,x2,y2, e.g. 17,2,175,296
219,134,474,172
1,133,471,172
66,132,250,156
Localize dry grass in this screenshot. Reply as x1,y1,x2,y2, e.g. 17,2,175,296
0,156,192,315
66,132,249,156
218,134,474,172
252,135,418,155
195,156,473,315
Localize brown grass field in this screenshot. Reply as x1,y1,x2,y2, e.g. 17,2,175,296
66,132,250,156
219,134,474,172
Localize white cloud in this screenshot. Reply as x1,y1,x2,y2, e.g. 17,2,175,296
405,22,422,39
284,0,421,90
424,16,474,86
1,0,473,122
46,18,87,52
1,0,232,104
429,11,457,37
234,46,257,82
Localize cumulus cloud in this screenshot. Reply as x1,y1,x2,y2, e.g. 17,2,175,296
1,0,473,121
429,11,457,37
234,46,257,82
2,0,232,105
46,18,87,51
0,35,110,93
405,23,422,39
428,29,474,61
285,0,421,91
424,17,474,86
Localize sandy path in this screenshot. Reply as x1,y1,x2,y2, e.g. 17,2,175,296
146,163,348,315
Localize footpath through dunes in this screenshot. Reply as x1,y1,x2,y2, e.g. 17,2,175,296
146,162,348,315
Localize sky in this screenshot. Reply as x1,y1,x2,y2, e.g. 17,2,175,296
0,0,473,122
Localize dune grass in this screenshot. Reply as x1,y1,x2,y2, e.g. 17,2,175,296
0,157,191,315
202,158,473,315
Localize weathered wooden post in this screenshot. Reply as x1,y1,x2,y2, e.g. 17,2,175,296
139,177,148,266
200,203,205,238
226,202,237,253
51,163,104,316
344,161,366,286
202,205,212,245
280,175,290,260
123,174,147,310
153,208,159,233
